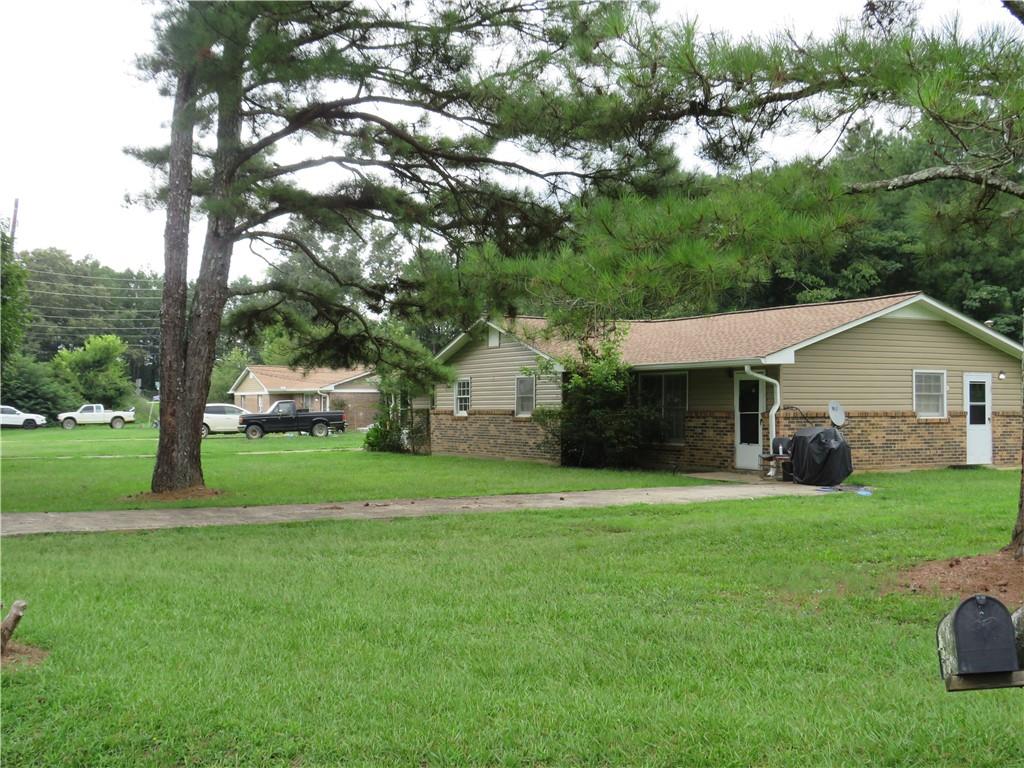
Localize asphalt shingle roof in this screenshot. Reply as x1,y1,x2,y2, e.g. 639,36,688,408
245,365,370,391
508,292,920,365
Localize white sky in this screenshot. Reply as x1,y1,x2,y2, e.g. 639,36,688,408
0,0,1013,280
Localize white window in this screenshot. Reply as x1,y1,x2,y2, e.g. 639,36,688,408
455,379,471,415
257,395,264,411
515,376,535,417
488,326,500,347
913,370,947,418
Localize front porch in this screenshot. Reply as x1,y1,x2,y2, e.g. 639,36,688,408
634,366,779,474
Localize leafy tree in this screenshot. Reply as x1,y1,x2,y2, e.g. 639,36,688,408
15,247,163,385
208,347,252,403
1,223,29,364
0,353,80,419
51,335,135,408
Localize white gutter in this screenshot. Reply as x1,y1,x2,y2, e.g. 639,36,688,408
743,364,781,449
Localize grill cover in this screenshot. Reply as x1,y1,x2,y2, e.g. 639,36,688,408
789,426,853,486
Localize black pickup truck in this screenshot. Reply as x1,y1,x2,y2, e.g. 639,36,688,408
238,400,346,439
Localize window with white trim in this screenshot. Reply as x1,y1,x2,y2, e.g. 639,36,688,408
913,370,946,418
515,376,535,416
638,372,688,442
455,379,471,415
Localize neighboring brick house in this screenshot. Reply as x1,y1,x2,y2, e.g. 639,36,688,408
228,365,380,429
422,292,1022,470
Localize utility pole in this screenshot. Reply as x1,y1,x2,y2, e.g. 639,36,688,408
10,198,18,241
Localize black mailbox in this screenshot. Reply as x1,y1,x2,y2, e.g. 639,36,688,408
937,595,1024,691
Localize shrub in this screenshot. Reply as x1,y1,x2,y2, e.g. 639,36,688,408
1,353,81,419
364,394,406,452
532,339,654,468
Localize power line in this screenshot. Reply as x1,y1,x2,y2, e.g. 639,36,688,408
30,306,163,314
33,313,161,322
27,325,162,332
25,267,164,284
25,287,164,300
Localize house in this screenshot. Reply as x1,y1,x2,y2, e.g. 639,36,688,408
421,292,1023,471
228,365,381,429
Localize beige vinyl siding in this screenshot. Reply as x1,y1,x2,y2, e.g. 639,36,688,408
436,334,561,411
783,317,1021,412
687,369,731,410
233,372,266,394
684,366,780,410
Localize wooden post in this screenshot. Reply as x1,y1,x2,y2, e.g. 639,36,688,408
1,600,27,654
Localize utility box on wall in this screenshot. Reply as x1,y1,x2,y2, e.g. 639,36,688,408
936,595,1024,692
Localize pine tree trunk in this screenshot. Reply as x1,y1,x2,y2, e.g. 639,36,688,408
1012,306,1024,558
151,28,247,493
152,64,202,493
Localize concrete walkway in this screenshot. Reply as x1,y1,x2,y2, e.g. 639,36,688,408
0,482,821,537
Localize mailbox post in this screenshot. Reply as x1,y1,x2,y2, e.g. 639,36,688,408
936,595,1024,692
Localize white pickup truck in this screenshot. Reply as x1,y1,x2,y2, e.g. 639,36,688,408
58,404,136,430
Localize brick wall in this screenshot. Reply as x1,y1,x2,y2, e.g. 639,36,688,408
429,406,1020,471
330,392,379,430
776,409,1021,469
636,411,734,472
992,411,1022,467
430,409,559,463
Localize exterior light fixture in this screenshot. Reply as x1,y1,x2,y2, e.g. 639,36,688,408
997,371,1007,380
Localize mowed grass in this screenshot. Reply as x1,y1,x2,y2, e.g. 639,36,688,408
0,427,707,514
2,468,1021,767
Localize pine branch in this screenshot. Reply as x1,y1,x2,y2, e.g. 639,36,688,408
846,165,1024,199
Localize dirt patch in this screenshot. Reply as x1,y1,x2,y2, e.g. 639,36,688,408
1,642,49,668
893,549,1024,607
126,486,222,503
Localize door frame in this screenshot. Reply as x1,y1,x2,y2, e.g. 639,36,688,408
963,372,992,465
734,374,765,470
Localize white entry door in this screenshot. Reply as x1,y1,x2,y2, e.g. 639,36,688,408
735,375,765,470
964,373,992,465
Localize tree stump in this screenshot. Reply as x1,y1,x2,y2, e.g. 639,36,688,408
1,600,28,654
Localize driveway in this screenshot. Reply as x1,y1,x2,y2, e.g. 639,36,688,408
1,482,822,536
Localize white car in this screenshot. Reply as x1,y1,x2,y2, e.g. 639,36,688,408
58,404,136,430
0,405,47,429
202,403,250,437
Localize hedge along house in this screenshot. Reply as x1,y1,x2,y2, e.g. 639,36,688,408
424,292,1022,471
228,364,381,429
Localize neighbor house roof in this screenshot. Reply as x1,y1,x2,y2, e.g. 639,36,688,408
440,292,1022,369
228,364,373,394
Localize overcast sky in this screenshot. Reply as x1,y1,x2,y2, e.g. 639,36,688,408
0,1,1013,280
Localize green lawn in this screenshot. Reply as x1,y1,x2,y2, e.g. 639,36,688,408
0,427,707,514
2,468,1021,767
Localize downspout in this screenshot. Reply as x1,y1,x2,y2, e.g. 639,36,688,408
743,364,781,450
317,387,330,412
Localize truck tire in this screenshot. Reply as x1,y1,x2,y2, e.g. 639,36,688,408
311,422,329,437
245,424,265,439
62,418,77,430
110,417,125,429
